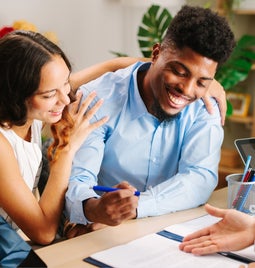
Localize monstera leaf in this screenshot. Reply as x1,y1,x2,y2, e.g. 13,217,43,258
215,35,255,115
216,35,255,90
137,4,172,58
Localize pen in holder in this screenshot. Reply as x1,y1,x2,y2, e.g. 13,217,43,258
226,173,255,215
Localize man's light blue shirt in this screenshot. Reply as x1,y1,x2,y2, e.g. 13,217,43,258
66,62,223,224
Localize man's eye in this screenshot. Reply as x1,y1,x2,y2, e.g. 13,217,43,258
171,67,186,77
197,81,207,88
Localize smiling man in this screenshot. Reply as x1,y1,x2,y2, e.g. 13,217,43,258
65,5,235,235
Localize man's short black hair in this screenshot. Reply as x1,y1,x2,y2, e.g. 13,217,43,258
162,5,235,66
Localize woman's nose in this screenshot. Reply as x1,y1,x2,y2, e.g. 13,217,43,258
58,90,70,106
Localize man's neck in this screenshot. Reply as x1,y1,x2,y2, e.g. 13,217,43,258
137,70,153,115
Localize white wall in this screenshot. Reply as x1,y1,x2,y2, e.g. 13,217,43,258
0,0,124,70
0,0,185,71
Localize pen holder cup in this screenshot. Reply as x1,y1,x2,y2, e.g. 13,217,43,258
226,173,255,215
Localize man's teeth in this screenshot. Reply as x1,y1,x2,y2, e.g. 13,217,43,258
168,93,185,105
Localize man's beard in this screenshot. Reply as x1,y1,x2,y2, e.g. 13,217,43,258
151,99,179,122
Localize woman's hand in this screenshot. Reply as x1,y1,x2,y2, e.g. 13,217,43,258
202,79,226,125
65,91,108,153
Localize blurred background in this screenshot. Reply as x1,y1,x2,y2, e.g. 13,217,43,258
0,0,185,70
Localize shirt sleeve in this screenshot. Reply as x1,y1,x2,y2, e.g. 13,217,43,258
137,100,223,218
64,69,132,224
65,123,105,224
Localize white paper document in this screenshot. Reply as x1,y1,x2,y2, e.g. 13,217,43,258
85,214,255,268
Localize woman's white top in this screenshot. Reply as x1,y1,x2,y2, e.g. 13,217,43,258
0,120,42,229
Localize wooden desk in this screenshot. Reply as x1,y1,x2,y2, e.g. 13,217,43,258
35,188,228,268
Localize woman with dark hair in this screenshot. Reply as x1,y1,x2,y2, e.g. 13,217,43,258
0,30,139,245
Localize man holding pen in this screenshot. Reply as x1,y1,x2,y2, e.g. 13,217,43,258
64,5,235,236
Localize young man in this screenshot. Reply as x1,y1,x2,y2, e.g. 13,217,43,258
65,5,235,233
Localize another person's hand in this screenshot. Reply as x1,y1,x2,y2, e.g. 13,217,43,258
84,182,139,226
179,204,255,255
202,79,226,125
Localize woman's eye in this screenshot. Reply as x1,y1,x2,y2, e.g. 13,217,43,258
41,91,57,99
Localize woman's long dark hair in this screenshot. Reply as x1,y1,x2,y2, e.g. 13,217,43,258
0,30,76,163
0,30,72,127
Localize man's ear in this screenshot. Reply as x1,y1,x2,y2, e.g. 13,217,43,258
151,43,161,62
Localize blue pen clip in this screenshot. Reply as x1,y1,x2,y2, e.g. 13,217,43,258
157,230,183,242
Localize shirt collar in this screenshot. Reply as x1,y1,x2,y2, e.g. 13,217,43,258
129,62,151,120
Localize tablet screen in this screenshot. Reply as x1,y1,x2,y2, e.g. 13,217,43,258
234,138,255,169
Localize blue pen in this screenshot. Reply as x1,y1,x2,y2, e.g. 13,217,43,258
92,185,140,196
241,155,252,181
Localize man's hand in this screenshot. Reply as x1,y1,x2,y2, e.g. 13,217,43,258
84,182,139,226
202,79,226,125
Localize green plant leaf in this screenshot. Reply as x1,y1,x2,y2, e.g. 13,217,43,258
137,4,172,58
215,34,255,90
226,99,233,117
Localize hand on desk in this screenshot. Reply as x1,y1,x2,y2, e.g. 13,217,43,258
84,181,138,226
179,204,255,255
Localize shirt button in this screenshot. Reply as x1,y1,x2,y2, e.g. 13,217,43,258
152,157,157,163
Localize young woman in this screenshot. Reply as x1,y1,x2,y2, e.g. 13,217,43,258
0,30,140,245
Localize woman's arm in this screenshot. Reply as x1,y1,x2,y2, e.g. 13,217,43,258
70,57,149,91
70,59,226,126
0,92,108,245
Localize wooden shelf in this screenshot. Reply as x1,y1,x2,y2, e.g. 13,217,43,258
233,9,255,15
218,165,243,189
227,115,254,124
219,165,243,174
216,0,255,16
